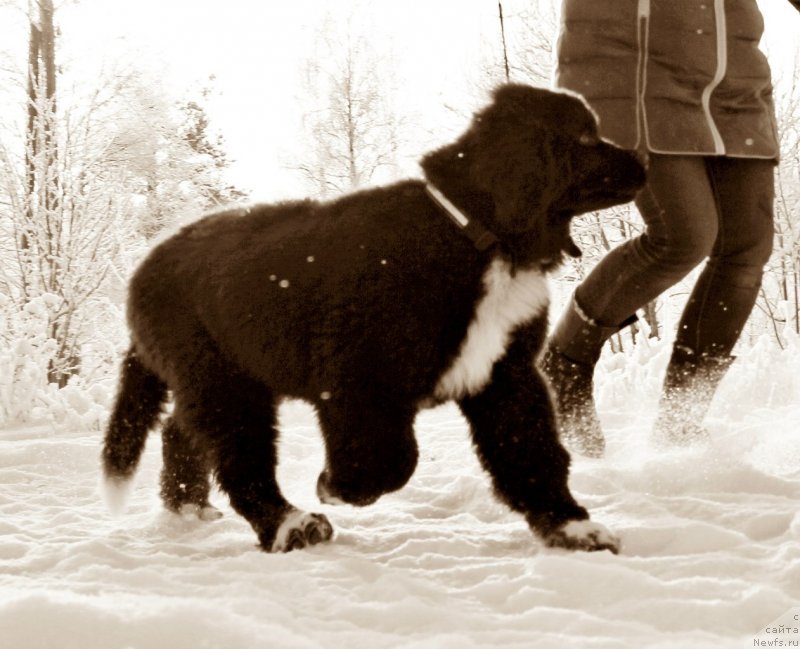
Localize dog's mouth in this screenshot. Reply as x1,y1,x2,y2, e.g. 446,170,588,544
526,222,582,273
538,171,643,269
538,246,579,273
562,234,582,258
501,149,646,273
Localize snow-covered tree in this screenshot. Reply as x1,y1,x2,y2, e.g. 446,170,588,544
0,2,243,420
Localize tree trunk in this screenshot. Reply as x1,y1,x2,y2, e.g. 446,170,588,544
25,0,75,386
26,0,58,210
21,7,41,293
498,2,511,82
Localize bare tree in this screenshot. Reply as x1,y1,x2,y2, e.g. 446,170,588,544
296,13,401,198
750,53,800,348
479,0,558,93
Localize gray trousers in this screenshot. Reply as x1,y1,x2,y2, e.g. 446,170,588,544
575,154,775,357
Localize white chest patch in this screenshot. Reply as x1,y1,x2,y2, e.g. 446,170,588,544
434,258,549,401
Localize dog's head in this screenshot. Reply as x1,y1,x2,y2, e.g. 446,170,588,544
421,84,646,268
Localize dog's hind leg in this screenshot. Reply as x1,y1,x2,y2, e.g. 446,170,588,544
170,340,332,552
160,416,222,521
315,397,418,507
457,335,620,554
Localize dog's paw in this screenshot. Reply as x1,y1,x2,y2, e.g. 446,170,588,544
315,471,382,507
178,503,224,521
543,519,620,554
271,510,334,553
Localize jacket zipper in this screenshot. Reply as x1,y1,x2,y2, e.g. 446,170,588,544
637,0,727,154
635,0,650,151
701,0,727,154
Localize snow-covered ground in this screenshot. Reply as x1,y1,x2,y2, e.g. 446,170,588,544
1,338,799,649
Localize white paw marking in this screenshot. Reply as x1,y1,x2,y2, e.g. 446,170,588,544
178,503,223,521
271,510,333,552
561,520,618,545
435,258,549,399
101,475,133,515
547,519,621,554
199,505,223,521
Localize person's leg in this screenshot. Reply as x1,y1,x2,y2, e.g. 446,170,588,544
539,305,635,457
673,157,775,356
542,155,719,456
653,157,775,444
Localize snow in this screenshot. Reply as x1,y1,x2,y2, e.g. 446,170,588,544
2,339,800,649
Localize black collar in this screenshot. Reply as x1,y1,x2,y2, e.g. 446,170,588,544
425,183,499,252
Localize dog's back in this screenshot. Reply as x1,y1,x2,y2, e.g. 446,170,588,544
127,181,486,403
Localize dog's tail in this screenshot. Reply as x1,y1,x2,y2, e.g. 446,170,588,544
101,347,167,513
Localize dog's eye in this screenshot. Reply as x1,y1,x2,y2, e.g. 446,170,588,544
579,132,600,146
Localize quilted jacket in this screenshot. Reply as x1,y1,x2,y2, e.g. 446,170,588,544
554,0,786,158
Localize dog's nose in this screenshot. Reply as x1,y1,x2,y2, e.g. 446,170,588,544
634,150,650,169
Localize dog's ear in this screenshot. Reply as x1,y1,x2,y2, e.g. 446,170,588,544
420,85,571,234
467,85,572,234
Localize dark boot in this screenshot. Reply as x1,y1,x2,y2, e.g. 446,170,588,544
651,345,735,446
539,296,636,458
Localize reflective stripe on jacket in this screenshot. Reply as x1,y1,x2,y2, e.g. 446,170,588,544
555,0,779,158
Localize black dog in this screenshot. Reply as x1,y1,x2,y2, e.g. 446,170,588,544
102,84,645,554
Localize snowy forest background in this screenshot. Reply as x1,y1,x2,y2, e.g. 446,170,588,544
2,3,800,648
0,0,799,428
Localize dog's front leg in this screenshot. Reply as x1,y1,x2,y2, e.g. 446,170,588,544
315,397,419,507
457,335,620,554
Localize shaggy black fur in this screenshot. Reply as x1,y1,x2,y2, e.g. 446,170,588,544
102,84,646,553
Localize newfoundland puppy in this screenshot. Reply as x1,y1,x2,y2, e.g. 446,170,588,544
102,84,645,554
